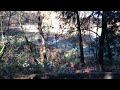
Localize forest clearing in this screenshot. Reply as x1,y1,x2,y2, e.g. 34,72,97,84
0,11,120,79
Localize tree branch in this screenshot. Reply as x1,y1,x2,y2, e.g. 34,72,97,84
83,29,100,37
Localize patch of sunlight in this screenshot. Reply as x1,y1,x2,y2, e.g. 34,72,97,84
0,45,5,56
24,11,37,13
64,53,69,58
22,61,30,68
91,27,102,37
79,11,92,18
104,72,112,79
22,25,38,33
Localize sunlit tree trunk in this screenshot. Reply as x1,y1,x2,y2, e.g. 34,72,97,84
0,11,12,61
37,11,47,64
76,11,85,65
0,17,5,61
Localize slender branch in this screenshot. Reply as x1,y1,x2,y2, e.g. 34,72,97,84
83,29,100,37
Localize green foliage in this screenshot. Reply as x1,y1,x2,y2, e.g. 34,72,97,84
66,55,75,62
64,51,77,62
0,61,46,77
28,64,45,74
57,63,68,74
0,62,23,76
0,45,3,50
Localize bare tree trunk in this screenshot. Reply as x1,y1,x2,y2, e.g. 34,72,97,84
106,29,113,65
96,11,100,60
0,18,3,43
97,11,107,71
18,12,39,65
0,17,5,61
24,36,39,65
6,11,12,43
37,12,47,64
0,11,11,61
76,11,85,65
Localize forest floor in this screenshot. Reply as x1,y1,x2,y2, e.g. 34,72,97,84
10,72,120,79
0,33,119,79
0,63,119,79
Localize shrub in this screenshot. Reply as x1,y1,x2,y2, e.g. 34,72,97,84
0,60,45,77
0,62,23,76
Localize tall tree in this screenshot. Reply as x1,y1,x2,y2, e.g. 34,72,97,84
37,11,47,64
95,11,100,60
76,11,85,65
97,11,107,71
0,11,12,61
59,11,87,65
105,11,120,65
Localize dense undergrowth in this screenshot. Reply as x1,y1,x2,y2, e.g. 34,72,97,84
0,57,120,79
0,34,119,79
